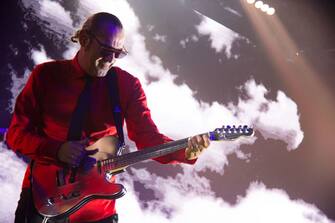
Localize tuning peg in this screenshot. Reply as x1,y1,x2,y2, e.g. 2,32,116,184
214,128,223,136
247,127,254,136
236,127,241,133
241,125,254,136
221,125,225,132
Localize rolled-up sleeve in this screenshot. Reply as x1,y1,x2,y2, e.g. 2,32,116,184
124,77,196,165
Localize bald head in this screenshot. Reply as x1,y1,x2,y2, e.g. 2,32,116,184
84,12,123,35
72,12,123,43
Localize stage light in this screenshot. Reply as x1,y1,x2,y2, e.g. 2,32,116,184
255,1,263,9
267,7,276,15
261,4,269,12
246,0,256,4
245,0,275,16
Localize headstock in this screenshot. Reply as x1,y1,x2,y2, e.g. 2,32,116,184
208,125,254,141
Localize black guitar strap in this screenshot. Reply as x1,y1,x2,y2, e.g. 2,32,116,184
107,67,125,156
67,76,92,141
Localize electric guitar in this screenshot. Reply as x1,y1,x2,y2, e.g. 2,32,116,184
31,125,254,220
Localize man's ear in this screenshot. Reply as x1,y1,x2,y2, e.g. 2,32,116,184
79,32,91,49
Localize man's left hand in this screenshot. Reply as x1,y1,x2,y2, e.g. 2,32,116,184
185,134,210,160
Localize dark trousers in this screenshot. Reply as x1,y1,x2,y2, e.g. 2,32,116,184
15,188,118,223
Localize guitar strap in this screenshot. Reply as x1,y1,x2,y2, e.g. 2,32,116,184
107,68,125,156
67,75,93,140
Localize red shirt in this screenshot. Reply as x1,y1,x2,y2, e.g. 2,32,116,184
6,54,195,222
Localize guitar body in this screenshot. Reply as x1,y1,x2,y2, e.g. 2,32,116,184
31,136,126,220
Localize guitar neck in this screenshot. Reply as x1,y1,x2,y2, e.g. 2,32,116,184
98,125,254,172
100,136,195,171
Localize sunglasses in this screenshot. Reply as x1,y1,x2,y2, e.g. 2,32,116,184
87,31,128,59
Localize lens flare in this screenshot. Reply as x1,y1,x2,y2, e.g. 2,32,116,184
255,1,263,9
261,4,269,12
267,7,276,15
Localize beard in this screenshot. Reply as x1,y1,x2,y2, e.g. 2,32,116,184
94,58,114,77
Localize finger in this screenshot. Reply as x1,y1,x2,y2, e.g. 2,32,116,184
196,135,202,143
72,141,88,154
75,148,89,162
192,135,202,149
68,153,80,163
71,159,80,168
190,135,200,145
189,136,198,147
86,148,99,156
71,153,83,167
70,146,85,157
66,156,78,167
202,134,210,148
77,138,89,145
187,137,193,149
67,146,84,159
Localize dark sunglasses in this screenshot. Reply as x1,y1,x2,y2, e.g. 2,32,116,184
87,31,128,59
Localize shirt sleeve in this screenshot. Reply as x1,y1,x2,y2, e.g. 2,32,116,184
6,64,63,162
124,77,196,165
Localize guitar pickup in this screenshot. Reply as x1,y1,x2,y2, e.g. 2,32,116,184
56,169,66,186
69,168,77,183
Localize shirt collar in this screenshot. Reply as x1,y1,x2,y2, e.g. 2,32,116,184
71,52,88,79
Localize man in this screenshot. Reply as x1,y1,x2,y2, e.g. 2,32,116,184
6,12,210,223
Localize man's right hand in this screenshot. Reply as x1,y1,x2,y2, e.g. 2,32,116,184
57,138,89,167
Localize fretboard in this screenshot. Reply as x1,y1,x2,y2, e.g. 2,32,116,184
99,137,190,172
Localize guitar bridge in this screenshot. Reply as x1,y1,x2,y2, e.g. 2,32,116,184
105,168,125,182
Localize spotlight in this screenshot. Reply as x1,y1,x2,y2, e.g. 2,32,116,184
246,0,275,16
261,4,269,12
254,1,263,9
266,7,276,15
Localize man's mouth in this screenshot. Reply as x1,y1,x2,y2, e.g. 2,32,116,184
96,59,112,69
